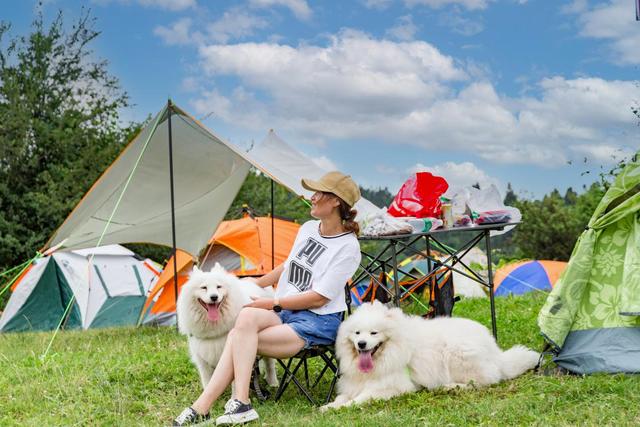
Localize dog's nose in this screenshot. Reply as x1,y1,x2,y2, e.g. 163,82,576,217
357,341,367,349
210,294,218,302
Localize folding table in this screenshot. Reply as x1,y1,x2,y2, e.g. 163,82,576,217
356,222,520,341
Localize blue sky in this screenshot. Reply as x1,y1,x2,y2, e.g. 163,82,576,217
4,0,640,199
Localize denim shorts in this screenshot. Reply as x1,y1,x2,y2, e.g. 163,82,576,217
277,310,343,349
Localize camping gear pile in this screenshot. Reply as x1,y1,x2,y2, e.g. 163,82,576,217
361,172,521,237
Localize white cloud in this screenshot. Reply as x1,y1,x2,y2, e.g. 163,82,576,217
569,144,635,164
249,0,312,20
92,0,196,11
138,0,195,9
405,0,492,11
560,0,587,14
154,18,197,46
191,31,640,168
207,9,269,44
386,15,419,41
409,161,503,193
439,10,484,36
362,0,394,10
568,0,640,65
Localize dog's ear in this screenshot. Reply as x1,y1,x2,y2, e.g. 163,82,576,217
191,265,202,276
211,262,224,273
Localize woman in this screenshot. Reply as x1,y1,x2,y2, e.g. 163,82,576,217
174,171,362,426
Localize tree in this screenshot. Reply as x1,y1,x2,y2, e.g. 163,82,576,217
360,186,394,208
509,183,605,260
564,187,578,205
503,183,517,206
0,9,134,277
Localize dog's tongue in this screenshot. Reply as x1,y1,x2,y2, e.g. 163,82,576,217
358,351,374,373
207,304,220,322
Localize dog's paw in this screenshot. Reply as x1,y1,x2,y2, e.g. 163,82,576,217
319,404,332,412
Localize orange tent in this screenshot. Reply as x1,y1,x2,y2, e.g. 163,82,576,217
201,216,300,276
140,250,194,325
141,216,300,325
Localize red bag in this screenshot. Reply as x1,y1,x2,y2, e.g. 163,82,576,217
387,172,449,218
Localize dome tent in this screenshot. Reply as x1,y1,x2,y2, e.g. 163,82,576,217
0,245,159,332
538,152,640,374
494,260,567,296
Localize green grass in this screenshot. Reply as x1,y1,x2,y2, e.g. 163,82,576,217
2,293,640,426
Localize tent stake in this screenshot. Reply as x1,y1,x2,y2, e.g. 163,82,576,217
167,100,180,331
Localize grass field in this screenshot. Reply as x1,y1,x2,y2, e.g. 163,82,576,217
2,292,640,426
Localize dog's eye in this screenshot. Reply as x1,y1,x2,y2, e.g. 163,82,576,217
216,285,222,289
371,331,378,335
200,286,206,290
355,331,360,335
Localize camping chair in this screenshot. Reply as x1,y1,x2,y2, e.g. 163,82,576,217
270,285,352,406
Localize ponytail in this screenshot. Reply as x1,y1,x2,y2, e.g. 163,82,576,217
338,199,360,235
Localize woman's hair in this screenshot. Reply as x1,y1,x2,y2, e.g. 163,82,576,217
317,192,360,235
336,196,360,235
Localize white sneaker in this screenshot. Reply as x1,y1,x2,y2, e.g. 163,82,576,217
215,399,259,425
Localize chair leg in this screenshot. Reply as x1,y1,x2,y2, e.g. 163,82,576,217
273,353,318,405
274,358,295,401
325,368,340,404
303,357,310,388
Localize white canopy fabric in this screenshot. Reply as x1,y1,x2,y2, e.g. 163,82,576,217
46,104,380,257
46,105,251,255
246,130,380,221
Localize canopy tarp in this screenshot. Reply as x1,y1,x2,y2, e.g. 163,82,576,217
45,104,251,256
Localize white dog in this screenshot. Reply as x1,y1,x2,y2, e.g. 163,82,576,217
177,264,278,389
322,301,539,410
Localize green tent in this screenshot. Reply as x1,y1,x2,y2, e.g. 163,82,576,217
538,152,640,374
0,245,159,332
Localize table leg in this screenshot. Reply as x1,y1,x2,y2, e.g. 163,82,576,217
485,230,498,341
390,241,400,307
425,235,432,273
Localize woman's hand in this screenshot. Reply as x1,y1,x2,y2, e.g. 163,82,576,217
244,295,274,310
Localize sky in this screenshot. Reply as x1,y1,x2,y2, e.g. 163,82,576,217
4,0,640,199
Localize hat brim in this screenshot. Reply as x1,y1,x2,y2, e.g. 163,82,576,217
301,178,333,194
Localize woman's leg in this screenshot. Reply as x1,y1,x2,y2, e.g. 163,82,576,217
190,334,235,414
190,308,282,414
231,308,293,403
257,324,305,358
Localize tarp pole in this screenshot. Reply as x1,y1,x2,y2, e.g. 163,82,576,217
167,100,180,330
271,178,275,270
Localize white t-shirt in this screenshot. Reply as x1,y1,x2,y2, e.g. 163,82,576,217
275,220,361,315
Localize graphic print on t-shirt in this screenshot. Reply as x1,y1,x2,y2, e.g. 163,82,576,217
288,260,313,292
296,238,327,266
287,237,328,291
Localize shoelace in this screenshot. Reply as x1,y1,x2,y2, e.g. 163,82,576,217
175,408,195,424
225,400,243,414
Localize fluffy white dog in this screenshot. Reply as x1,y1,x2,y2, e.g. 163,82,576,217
177,264,278,389
322,301,539,410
